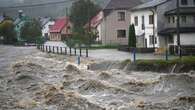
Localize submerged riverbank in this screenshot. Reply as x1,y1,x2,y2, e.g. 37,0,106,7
89,56,195,73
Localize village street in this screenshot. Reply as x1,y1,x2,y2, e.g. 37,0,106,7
44,41,178,61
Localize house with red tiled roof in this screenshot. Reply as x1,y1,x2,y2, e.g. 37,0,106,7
49,17,72,41
85,11,103,42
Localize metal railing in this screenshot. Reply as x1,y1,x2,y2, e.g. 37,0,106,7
37,45,89,57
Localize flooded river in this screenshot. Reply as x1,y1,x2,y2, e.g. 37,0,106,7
0,46,195,110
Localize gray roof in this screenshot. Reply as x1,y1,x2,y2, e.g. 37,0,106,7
104,0,142,10
133,0,168,10
165,7,195,15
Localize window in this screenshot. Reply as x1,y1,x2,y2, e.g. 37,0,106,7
168,16,171,23
181,0,188,5
117,30,126,38
142,16,145,30
149,15,154,25
172,16,175,23
134,16,138,26
193,16,195,23
181,16,187,23
118,12,125,21
154,37,157,44
149,35,154,45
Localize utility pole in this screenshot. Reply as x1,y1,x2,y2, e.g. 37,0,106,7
176,0,182,58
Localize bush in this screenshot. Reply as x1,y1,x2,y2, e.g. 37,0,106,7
89,44,119,49
36,37,45,45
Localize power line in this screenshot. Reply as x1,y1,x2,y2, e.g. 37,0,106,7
0,0,77,9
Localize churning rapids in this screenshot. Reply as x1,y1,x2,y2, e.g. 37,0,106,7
1,51,195,110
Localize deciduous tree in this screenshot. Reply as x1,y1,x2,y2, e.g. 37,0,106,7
0,20,17,44
20,19,42,43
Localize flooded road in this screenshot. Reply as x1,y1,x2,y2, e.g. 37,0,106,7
0,45,195,110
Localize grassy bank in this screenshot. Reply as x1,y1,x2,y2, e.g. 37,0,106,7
89,44,119,49
129,56,195,73
136,56,195,65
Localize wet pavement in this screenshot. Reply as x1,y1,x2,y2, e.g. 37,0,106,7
0,45,195,110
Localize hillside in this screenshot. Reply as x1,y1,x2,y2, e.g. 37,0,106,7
0,0,151,18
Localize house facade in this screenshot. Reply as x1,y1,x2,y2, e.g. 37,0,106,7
40,17,55,40
90,0,144,45
131,0,195,53
49,17,72,41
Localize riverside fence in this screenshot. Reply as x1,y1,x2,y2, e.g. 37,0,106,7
37,45,89,57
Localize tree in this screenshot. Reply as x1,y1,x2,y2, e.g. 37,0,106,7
20,19,42,43
0,20,17,44
128,24,136,48
70,0,100,31
69,0,100,46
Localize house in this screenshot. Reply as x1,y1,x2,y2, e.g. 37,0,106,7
0,16,5,24
49,17,72,41
40,17,55,40
131,0,195,53
85,11,104,42
14,10,31,41
88,0,144,45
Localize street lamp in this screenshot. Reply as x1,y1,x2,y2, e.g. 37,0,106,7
176,0,182,58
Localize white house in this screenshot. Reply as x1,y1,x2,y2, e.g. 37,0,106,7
131,10,158,48
131,0,195,54
40,17,55,39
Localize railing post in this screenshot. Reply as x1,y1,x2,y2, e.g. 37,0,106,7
57,46,59,54
133,48,136,63
60,47,63,54
43,45,45,52
80,48,82,56
53,46,55,53
70,47,72,56
77,56,80,65
65,47,67,55
49,46,51,53
86,48,88,57
165,49,168,61
75,48,77,56
40,45,42,51
46,46,48,52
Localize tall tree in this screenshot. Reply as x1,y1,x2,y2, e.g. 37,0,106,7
128,24,136,48
70,0,100,31
20,19,42,43
0,20,17,44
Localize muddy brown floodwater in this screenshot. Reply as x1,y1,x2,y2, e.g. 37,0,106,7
1,45,195,110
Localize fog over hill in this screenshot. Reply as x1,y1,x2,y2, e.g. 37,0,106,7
0,0,151,18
